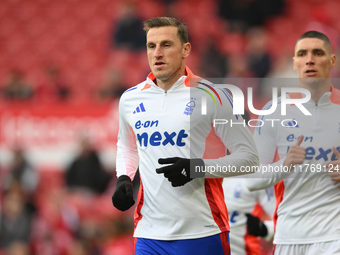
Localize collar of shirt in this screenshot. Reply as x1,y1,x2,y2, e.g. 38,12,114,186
146,66,200,91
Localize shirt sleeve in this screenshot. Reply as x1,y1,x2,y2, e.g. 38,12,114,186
245,103,293,191
115,94,139,180
203,88,259,178
258,188,276,241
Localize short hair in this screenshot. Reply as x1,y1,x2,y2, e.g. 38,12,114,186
143,17,189,44
295,30,332,53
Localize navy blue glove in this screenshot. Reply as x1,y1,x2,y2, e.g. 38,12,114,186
156,157,205,187
246,213,268,237
112,175,135,211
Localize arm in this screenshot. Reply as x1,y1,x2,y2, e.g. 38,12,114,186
244,104,305,191
157,86,259,186
245,187,275,240
203,88,259,178
115,95,139,180
246,134,305,191
112,95,139,211
258,187,275,241
326,146,340,182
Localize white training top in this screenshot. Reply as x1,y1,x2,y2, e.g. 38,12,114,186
246,86,340,244
116,66,259,240
223,178,275,255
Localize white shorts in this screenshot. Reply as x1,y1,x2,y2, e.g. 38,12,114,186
274,240,340,255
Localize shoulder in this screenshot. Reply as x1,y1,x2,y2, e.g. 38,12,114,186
193,79,234,107
119,81,149,102
257,95,284,118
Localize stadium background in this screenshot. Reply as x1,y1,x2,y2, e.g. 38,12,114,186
1,0,340,254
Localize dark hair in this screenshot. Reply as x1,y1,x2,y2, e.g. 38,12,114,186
143,17,189,44
296,30,332,52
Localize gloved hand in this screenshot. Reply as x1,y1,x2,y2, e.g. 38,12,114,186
112,175,135,211
246,213,268,237
156,157,205,187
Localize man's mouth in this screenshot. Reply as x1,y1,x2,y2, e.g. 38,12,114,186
155,61,165,67
305,69,317,76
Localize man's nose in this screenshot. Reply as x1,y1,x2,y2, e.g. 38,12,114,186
154,45,163,58
306,53,315,65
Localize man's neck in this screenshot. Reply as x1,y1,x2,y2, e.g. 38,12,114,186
156,65,187,91
156,78,180,91
300,78,332,103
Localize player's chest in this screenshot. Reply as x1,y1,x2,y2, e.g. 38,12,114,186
276,105,340,161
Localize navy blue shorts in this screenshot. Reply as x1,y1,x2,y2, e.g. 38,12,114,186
135,232,230,255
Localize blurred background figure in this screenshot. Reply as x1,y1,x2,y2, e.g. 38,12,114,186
0,188,33,250
1,70,34,100
224,54,259,95
218,0,285,32
30,189,77,255
223,111,275,255
5,241,30,255
100,217,134,255
35,65,71,103
70,219,102,255
223,178,275,255
3,148,39,214
266,52,297,79
199,39,228,78
95,68,127,101
227,54,253,79
111,2,146,52
245,27,272,95
246,27,272,79
65,135,112,195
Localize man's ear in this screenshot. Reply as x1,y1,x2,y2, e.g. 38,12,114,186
182,42,191,58
330,53,336,69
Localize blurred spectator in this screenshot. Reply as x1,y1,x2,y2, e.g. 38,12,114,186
65,136,112,194
266,52,297,79
0,188,33,249
261,52,298,99
31,189,77,255
1,70,34,100
95,68,126,101
35,65,71,102
67,241,90,255
226,54,253,78
70,220,103,255
218,0,253,32
5,241,30,255
199,39,228,78
3,148,39,214
246,27,272,78
218,0,284,32
111,2,146,51
224,54,259,95
100,218,134,255
159,0,176,16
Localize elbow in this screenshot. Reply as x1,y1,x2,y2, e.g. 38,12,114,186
246,184,259,192
249,152,259,173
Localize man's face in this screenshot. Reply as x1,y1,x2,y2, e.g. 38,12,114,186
146,26,190,85
293,38,336,80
